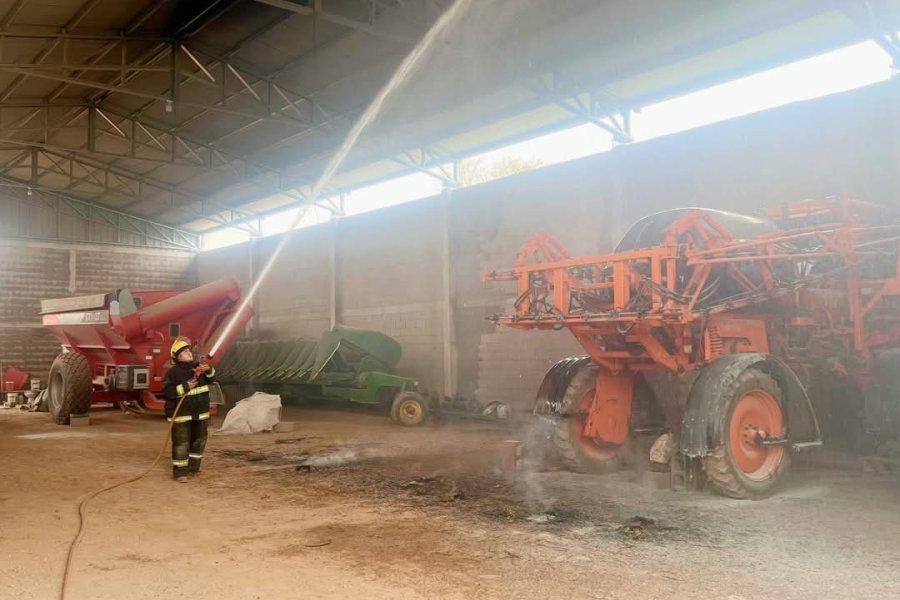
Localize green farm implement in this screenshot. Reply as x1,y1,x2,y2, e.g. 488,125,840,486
216,326,430,425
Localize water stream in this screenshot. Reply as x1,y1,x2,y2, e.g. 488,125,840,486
209,0,475,357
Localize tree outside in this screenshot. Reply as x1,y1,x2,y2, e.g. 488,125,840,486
456,156,544,187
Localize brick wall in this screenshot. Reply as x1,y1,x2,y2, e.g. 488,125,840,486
253,228,333,339
72,248,194,293
0,242,69,382
0,238,195,382
337,201,446,390
198,200,449,393
198,228,333,340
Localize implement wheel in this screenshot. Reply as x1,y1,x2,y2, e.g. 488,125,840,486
551,363,631,472
704,368,790,499
47,352,92,425
391,391,428,426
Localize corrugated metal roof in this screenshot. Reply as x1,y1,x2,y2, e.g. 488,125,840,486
0,0,895,235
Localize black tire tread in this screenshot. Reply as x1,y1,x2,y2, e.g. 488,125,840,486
702,368,789,500
551,364,595,471
704,446,748,499
550,364,630,472
48,352,92,425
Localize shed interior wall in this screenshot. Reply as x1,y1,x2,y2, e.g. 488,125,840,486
146,79,900,409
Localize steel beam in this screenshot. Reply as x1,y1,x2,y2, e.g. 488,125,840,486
60,1,433,195
844,2,900,68
0,101,283,176
81,11,318,184
0,144,262,233
0,65,310,127
0,32,172,42
0,1,172,138
0,37,329,132
392,146,458,187
0,128,340,234
197,0,874,238
0,2,275,236
166,174,347,230
253,0,425,47
0,98,344,230
526,72,633,143
0,174,200,249
190,112,590,235
0,0,103,103
0,62,170,72
0,0,28,31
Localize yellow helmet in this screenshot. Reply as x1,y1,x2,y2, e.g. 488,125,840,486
170,337,192,360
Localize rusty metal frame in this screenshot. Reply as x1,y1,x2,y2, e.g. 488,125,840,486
485,200,900,386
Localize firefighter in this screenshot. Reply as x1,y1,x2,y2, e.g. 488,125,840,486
162,337,215,482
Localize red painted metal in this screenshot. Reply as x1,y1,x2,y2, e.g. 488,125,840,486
3,367,29,391
573,386,621,462
41,276,253,413
116,276,242,340
485,199,900,449
730,388,785,480
582,369,634,444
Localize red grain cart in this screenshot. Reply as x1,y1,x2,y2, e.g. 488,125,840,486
41,276,253,424
485,199,900,498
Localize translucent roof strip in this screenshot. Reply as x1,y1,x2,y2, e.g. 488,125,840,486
201,39,896,251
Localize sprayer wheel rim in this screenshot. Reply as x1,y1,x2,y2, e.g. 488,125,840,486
729,388,784,480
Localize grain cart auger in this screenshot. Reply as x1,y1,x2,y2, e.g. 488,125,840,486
40,276,253,424
484,199,900,499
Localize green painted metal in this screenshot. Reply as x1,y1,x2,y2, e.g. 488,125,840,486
216,326,416,405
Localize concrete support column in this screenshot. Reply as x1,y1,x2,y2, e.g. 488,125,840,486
248,237,260,335
607,147,626,249
67,249,77,294
329,218,340,330
441,191,457,397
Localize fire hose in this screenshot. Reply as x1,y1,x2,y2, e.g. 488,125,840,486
59,389,191,600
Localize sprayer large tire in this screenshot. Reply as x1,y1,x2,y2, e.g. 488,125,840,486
47,352,92,425
552,363,632,472
703,368,790,500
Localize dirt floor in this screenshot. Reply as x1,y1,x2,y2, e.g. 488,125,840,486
2,405,900,600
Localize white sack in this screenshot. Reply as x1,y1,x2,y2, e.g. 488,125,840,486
215,392,282,434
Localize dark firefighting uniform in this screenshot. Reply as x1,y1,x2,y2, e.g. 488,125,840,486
162,362,215,477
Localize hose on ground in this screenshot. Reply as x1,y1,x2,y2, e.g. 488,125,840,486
60,393,188,600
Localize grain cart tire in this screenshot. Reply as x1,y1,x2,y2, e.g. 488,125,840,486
391,391,428,426
702,368,790,499
550,362,634,472
47,352,92,425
